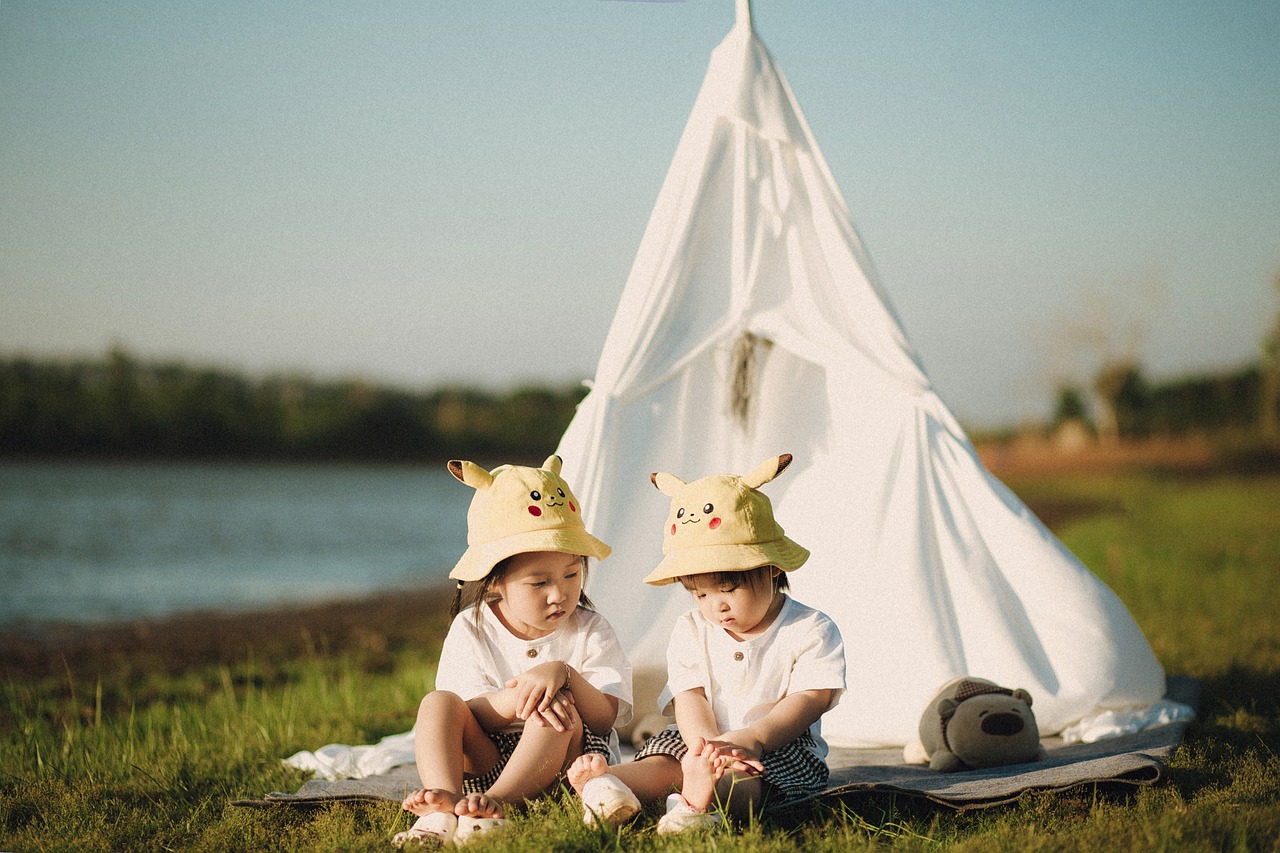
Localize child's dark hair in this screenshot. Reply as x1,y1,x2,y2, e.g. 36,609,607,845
450,554,595,621
677,565,789,594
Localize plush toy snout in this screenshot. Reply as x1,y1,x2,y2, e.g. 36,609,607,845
980,709,1026,737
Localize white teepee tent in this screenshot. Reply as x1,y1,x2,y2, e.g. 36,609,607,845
557,0,1165,749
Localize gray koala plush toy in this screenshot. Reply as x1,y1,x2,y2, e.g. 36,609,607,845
917,676,1047,772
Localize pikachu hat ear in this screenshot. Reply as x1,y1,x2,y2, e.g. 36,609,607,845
740,453,793,490
448,460,494,490
650,471,687,497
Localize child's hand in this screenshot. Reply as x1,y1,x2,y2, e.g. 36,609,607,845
707,732,766,776
528,689,579,733
506,661,572,722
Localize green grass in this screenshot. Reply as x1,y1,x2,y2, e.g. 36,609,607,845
3,471,1279,851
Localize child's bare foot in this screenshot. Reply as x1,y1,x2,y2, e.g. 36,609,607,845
393,793,459,849
451,793,509,844
566,752,610,795
402,788,458,817
453,792,504,819
679,737,722,813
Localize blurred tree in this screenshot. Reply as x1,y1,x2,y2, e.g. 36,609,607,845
1093,360,1153,442
1262,268,1280,441
1051,384,1091,429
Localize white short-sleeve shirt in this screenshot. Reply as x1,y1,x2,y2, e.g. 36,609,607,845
436,603,634,736
659,595,845,759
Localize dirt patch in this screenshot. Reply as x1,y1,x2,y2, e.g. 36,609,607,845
1014,495,1122,531
977,435,1218,478
0,586,454,682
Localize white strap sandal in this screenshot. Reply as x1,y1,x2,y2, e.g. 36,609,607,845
454,815,509,845
580,774,642,827
656,793,722,835
392,811,458,848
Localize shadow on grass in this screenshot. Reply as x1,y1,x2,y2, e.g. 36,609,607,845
1194,665,1280,745
1161,664,1280,801
768,783,1145,843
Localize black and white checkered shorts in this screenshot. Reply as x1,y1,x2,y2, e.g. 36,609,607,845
633,726,829,810
463,728,612,795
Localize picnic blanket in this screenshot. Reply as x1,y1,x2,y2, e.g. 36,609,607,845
235,676,1197,812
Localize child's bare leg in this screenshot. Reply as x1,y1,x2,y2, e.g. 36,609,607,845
403,691,497,815
483,714,580,805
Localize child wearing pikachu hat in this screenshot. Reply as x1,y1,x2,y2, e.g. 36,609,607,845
568,454,846,834
394,456,633,848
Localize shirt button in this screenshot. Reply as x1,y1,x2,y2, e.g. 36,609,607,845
527,649,538,658
733,651,744,662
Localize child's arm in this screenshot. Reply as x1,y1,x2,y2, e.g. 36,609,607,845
718,688,836,757
671,686,721,746
463,662,577,733
674,688,766,776
562,664,621,736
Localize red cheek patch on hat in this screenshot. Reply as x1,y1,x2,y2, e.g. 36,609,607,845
569,501,576,512
529,505,542,517
670,523,677,536
709,517,722,530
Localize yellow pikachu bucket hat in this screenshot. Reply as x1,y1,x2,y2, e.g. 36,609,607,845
643,453,810,586
448,454,612,582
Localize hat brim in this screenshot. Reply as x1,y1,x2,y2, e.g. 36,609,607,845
450,528,612,582
642,537,809,586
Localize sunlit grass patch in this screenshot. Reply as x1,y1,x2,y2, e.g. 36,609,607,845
3,471,1279,850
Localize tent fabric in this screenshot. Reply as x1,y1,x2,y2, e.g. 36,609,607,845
555,2,1165,748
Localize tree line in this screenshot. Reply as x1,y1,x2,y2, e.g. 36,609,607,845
2,349,1275,462
1052,362,1275,442
0,349,586,461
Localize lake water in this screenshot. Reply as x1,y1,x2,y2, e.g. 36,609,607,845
0,460,469,629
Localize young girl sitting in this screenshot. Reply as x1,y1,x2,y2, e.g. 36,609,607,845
394,455,633,847
568,454,845,833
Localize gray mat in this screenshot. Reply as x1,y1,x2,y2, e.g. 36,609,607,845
235,676,1197,812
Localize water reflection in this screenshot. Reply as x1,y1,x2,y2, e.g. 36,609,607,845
0,461,468,626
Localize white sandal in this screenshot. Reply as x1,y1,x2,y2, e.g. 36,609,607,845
392,811,457,848
656,793,721,835
579,774,642,827
454,814,509,845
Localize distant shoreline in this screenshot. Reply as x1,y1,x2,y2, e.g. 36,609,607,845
0,584,456,682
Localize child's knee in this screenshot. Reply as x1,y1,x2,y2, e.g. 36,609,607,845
418,690,467,720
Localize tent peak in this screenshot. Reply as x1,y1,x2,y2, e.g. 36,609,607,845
735,0,753,32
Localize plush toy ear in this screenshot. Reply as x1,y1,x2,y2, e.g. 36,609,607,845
651,471,686,496
741,453,793,490
541,455,563,475
448,460,494,490
1012,688,1033,707
938,698,959,721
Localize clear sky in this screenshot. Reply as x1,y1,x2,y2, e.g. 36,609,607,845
3,1,1278,428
